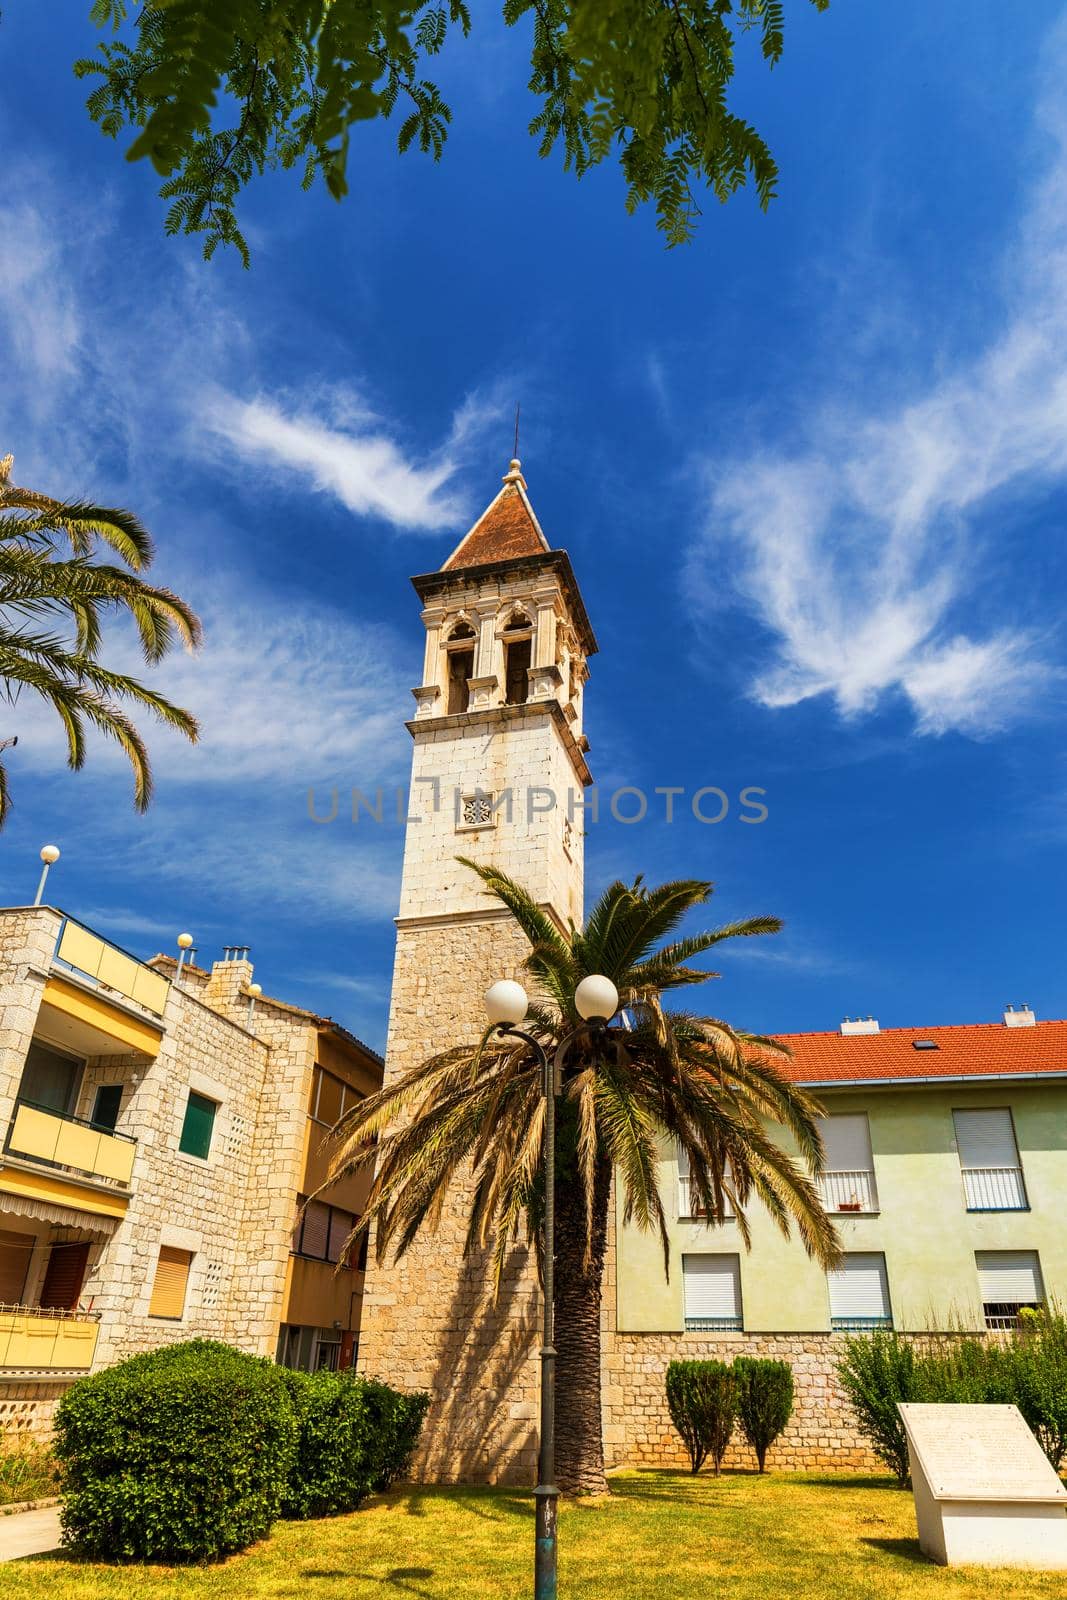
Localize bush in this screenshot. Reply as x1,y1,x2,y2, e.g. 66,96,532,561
666,1360,738,1475
280,1370,429,1518
0,1437,58,1505
835,1331,917,1486
54,1340,297,1562
838,1314,1067,1484
733,1357,794,1472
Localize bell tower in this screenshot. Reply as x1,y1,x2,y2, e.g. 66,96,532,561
357,458,596,1483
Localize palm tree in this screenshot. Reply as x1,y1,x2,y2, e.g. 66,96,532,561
0,455,200,820
327,862,841,1496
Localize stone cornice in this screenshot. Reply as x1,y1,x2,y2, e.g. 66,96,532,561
405,698,593,787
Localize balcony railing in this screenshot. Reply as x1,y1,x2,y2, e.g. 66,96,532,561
6,1100,136,1188
817,1170,878,1212
963,1166,1028,1211
0,1305,100,1371
53,919,170,1017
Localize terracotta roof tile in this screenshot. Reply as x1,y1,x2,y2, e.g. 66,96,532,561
768,1020,1067,1085
442,474,550,570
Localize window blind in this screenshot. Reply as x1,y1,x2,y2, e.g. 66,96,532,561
682,1254,741,1321
179,1091,217,1159
820,1114,873,1172
148,1246,193,1319
827,1254,891,1320
327,1209,353,1265
954,1109,1020,1169
301,1202,330,1259
39,1241,90,1311
676,1146,734,1219
976,1250,1043,1304
0,1230,33,1306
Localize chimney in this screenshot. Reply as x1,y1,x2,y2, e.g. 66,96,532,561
204,946,255,1020
840,1016,880,1036
1004,1004,1036,1028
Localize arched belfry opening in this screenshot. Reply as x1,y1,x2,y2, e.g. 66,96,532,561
501,609,533,706
444,619,476,714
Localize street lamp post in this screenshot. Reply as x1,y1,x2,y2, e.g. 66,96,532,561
33,845,60,906
484,973,619,1600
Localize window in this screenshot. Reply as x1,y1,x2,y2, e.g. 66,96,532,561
292,1196,361,1267
309,1066,364,1127
19,1040,83,1114
976,1250,1043,1330
444,620,476,715
954,1109,1027,1211
828,1252,892,1331
501,611,533,706
90,1084,123,1131
682,1254,742,1331
179,1091,217,1159
39,1242,90,1311
0,1229,34,1306
676,1146,734,1220
817,1114,878,1212
149,1246,193,1319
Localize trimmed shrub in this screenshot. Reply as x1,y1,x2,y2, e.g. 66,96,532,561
733,1357,794,1472
666,1359,738,1475
54,1340,297,1562
835,1330,917,1486
1007,1311,1067,1472
280,1370,429,1518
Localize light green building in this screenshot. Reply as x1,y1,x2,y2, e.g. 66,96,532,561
617,1008,1067,1339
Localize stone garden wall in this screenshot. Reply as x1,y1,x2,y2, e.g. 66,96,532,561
602,1332,882,1473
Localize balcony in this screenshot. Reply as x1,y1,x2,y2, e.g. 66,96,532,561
53,920,169,1015
6,1101,136,1188
817,1169,878,1213
963,1166,1028,1211
0,1305,100,1374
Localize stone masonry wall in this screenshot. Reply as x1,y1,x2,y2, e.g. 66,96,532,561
602,1331,881,1473
357,916,545,1486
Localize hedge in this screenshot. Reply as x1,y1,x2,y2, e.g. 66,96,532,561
55,1340,430,1562
837,1311,1067,1486
281,1369,429,1518
55,1340,296,1562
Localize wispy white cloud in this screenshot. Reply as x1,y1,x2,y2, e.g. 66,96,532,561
202,385,489,532
688,20,1067,738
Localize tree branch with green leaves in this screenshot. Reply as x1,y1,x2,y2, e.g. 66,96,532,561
74,0,830,265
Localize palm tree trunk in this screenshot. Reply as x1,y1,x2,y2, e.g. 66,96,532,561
553,1154,612,1496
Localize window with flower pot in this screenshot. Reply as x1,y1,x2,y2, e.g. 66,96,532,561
815,1113,878,1213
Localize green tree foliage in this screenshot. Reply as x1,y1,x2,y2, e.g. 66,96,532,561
666,1359,737,1474
733,1355,793,1471
0,455,200,823
325,862,840,1495
280,1369,429,1518
54,1341,297,1561
74,0,831,265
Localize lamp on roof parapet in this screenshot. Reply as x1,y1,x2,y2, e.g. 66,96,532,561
33,845,60,906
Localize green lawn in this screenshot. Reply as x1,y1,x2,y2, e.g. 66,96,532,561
5,1472,1067,1599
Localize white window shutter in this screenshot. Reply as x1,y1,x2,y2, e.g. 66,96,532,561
820,1114,873,1172
828,1254,891,1321
677,1145,691,1219
682,1255,742,1322
976,1250,1043,1303
953,1109,1020,1169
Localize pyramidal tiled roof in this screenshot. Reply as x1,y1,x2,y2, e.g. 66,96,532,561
441,459,551,571
769,1019,1067,1084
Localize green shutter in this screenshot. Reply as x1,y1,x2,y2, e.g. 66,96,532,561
179,1091,217,1158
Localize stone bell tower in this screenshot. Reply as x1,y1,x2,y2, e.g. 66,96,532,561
356,457,596,1483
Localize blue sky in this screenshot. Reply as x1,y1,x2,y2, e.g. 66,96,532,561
2,1,1065,1048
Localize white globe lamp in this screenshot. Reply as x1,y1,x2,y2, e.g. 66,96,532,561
574,974,619,1023
485,980,529,1027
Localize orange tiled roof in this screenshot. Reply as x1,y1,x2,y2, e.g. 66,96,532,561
770,1020,1067,1084
442,471,550,570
